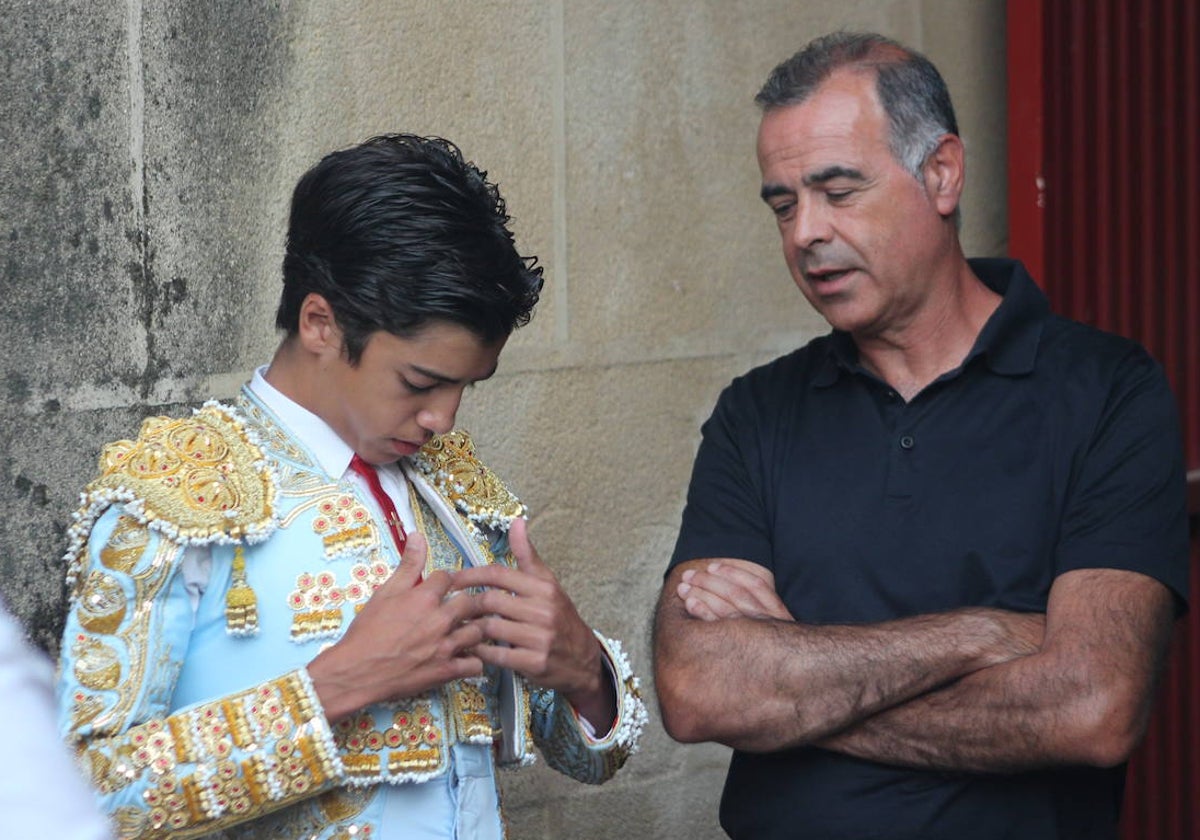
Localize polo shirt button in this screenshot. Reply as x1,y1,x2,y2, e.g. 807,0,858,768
899,434,915,450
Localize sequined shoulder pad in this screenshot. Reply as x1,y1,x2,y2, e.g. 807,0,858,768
410,430,525,531
81,400,277,545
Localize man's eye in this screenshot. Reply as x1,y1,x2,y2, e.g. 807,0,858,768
771,202,795,219
826,190,852,202
402,379,436,394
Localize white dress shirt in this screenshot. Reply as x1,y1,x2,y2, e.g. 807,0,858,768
2,599,114,840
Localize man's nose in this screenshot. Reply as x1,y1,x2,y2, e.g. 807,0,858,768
791,198,831,250
417,388,463,436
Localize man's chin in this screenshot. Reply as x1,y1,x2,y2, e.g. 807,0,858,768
810,300,873,334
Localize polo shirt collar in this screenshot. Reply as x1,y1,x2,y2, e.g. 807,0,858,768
811,258,1048,387
963,258,1049,376
813,331,857,387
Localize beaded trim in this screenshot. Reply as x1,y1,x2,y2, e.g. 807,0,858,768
593,631,647,753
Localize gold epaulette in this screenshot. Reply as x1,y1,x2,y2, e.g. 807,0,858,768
85,402,277,544
65,401,276,636
411,430,525,531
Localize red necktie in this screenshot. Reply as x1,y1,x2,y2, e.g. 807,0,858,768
349,455,407,554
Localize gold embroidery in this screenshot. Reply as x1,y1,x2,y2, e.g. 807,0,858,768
289,560,394,640
72,633,122,691
333,702,445,780
85,736,148,797
100,516,148,574
144,773,193,833
83,748,114,792
70,690,105,729
317,787,374,823
335,711,381,757
225,545,259,636
247,682,291,743
222,698,254,747
88,404,275,542
194,704,234,764
387,747,441,775
288,570,345,641
101,538,178,728
276,737,323,795
128,719,178,775
235,394,315,468
244,754,272,805
202,759,255,820
112,805,149,839
77,572,127,634
312,494,375,556
347,559,392,600
388,704,442,773
91,672,338,835
450,680,494,742
414,431,525,525
340,753,382,778
219,784,373,839
166,715,194,766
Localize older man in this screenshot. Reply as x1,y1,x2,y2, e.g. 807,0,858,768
654,32,1187,840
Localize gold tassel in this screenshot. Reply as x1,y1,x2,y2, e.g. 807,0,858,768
225,545,259,636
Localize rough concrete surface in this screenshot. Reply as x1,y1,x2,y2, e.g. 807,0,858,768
0,1,1007,836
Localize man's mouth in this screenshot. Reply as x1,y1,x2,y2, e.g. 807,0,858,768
804,267,854,285
391,438,423,456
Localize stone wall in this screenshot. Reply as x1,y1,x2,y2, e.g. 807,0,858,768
0,1,1007,836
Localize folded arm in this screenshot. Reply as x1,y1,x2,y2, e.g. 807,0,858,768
653,557,1043,753
817,566,1177,772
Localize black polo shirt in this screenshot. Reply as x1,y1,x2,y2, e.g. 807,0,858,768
668,258,1190,840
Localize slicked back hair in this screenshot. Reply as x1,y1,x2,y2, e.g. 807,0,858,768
755,32,959,182
276,134,544,363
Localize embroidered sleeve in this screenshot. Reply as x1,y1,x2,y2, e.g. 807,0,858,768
529,631,647,785
56,505,342,839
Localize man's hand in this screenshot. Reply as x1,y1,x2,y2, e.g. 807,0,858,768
307,532,489,723
452,518,617,732
676,558,794,621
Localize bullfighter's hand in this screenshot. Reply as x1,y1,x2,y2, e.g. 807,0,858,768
451,518,617,732
307,531,488,724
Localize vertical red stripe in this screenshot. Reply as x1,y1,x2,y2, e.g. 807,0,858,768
1182,0,1200,474
1068,3,1088,321
1113,0,1135,339
1093,0,1113,328
1010,1,1200,837
1006,0,1046,284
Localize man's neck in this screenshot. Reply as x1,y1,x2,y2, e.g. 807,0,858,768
856,263,1001,401
262,340,323,417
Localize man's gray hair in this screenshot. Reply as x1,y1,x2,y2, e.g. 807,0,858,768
755,32,959,182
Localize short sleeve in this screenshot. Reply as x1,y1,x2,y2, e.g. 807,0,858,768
668,376,775,574
1055,347,1190,608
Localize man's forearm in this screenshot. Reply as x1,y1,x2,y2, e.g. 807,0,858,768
819,570,1178,773
653,577,1042,752
817,653,1080,772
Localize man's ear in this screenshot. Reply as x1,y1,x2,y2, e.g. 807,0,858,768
923,133,965,219
296,293,342,355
